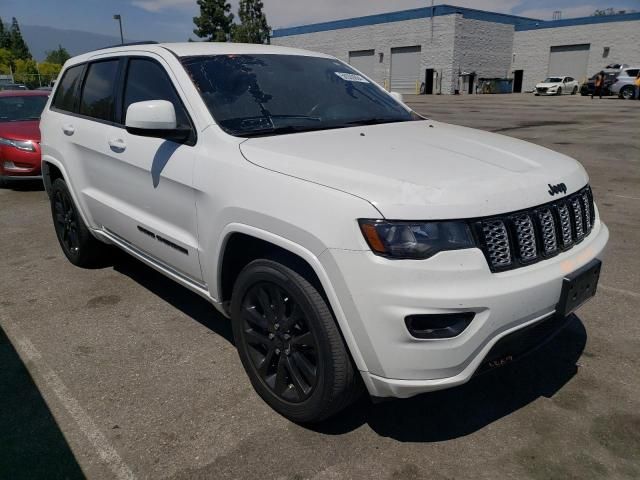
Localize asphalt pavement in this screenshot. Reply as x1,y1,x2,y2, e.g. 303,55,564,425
1,93,639,479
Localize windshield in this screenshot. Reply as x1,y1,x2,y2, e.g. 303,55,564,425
0,95,48,122
181,54,421,137
544,77,563,83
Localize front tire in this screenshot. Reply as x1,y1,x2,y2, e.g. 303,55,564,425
50,178,107,267
556,87,562,96
231,259,362,423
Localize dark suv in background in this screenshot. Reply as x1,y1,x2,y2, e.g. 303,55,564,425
580,68,620,97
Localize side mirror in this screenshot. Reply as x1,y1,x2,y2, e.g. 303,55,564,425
389,91,404,103
125,100,190,143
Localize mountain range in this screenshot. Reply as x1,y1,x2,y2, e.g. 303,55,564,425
20,24,139,61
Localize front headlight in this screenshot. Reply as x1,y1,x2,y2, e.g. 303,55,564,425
0,137,36,152
358,219,476,259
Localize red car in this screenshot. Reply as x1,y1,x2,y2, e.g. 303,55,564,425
0,90,49,187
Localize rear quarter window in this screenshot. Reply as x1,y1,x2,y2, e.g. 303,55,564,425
52,65,84,112
625,69,639,77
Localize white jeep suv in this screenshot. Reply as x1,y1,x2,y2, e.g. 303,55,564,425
40,42,609,423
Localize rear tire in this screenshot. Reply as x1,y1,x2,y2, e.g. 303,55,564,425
231,259,362,423
0,177,7,188
620,85,635,100
572,86,578,95
50,178,107,268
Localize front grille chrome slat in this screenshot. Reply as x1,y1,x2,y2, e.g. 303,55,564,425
582,193,592,231
557,203,573,247
480,186,595,272
513,214,537,261
482,220,512,268
571,197,585,239
538,208,558,254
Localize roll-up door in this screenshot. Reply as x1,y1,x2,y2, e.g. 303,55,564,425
391,46,421,94
548,44,590,81
349,50,375,79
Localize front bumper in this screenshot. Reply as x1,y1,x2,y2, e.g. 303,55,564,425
0,145,42,178
321,220,609,398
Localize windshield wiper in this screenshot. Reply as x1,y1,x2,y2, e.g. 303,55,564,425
240,125,313,137
343,118,405,127
240,122,345,138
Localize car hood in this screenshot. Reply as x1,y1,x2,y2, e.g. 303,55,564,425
536,82,561,88
239,120,588,219
0,120,41,141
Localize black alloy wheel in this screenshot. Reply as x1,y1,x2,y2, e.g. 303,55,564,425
231,259,362,423
240,282,319,403
53,186,81,257
49,178,107,267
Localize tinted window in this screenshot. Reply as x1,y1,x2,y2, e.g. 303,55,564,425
123,58,190,128
0,95,48,122
80,60,119,121
52,65,84,112
626,69,639,77
182,54,418,137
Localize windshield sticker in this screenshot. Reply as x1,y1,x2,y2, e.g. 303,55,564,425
335,72,370,83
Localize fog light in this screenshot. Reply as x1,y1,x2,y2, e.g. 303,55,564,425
405,313,475,339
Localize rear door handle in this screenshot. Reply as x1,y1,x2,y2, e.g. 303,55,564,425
62,124,75,136
108,138,126,152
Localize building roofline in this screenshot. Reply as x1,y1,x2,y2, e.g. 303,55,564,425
515,11,640,31
272,5,640,38
272,4,539,38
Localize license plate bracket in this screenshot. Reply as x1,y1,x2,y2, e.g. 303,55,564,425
556,259,602,317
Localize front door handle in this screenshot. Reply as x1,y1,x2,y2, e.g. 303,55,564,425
62,124,75,136
108,138,126,152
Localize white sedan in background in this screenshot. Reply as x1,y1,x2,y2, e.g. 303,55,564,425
534,76,579,96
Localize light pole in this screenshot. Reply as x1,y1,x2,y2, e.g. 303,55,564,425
113,14,124,44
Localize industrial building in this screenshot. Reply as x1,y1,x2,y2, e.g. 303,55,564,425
271,5,640,94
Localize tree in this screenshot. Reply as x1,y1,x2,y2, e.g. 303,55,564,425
592,8,635,16
0,17,10,50
8,17,31,60
13,58,38,88
232,0,271,44
0,48,12,75
193,0,234,42
45,44,70,65
38,61,62,85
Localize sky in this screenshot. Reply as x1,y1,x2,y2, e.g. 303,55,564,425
1,0,638,42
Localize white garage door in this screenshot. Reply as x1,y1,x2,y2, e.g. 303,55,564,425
548,44,590,81
391,46,421,94
349,50,375,80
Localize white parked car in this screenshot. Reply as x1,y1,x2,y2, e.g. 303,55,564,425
535,76,580,95
40,43,608,423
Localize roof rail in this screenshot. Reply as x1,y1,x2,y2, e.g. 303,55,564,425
97,41,159,51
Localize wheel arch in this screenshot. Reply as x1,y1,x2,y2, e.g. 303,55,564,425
215,224,368,371
41,158,68,196
41,157,95,233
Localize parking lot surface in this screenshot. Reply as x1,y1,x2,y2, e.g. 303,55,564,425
1,94,639,480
